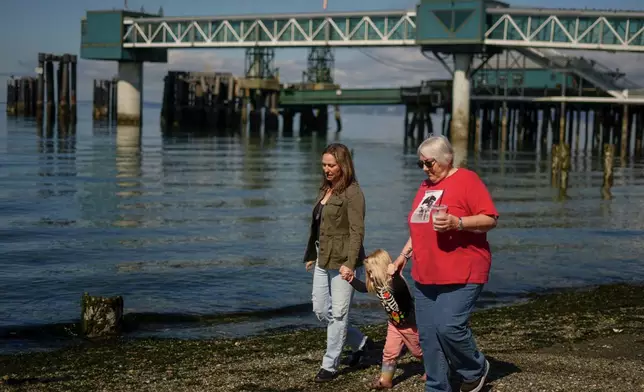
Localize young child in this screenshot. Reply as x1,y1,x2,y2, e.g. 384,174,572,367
345,249,424,389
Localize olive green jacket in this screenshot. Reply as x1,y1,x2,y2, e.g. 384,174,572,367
303,181,366,271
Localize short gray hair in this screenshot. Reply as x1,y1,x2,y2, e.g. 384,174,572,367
417,135,454,167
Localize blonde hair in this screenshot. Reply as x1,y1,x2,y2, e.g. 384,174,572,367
363,249,393,294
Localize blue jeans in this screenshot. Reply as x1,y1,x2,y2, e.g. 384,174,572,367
312,263,367,372
414,283,487,392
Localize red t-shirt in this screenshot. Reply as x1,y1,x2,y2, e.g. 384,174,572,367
408,168,498,285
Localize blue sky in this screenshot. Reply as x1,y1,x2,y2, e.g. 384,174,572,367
1,0,644,103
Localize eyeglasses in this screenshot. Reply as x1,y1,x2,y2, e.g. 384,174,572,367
416,159,436,169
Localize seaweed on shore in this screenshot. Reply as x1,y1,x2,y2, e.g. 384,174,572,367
1,283,643,392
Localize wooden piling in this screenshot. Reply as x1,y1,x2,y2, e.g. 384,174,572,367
59,54,70,124
70,55,77,124
45,56,55,123
636,110,643,156
36,54,45,122
551,143,560,187
602,144,615,200
81,293,124,339
500,104,508,151
282,108,294,136
558,143,571,199
620,105,628,159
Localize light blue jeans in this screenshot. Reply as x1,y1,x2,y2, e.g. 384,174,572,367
312,262,367,372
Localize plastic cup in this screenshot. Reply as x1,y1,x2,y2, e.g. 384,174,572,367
431,205,448,229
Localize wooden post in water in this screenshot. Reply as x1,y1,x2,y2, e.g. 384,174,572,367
36,54,45,122
70,55,77,124
16,78,25,116
110,78,118,122
500,104,508,152
59,54,70,124
29,77,36,116
574,109,581,153
5,79,13,115
45,56,55,123
601,144,615,200
81,293,124,338
282,108,294,136
334,104,342,132
636,109,643,156
559,105,566,146
56,61,62,116
558,143,571,200
620,105,629,159
241,89,249,125
551,143,560,187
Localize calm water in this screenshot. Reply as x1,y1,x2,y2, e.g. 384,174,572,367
1,102,644,353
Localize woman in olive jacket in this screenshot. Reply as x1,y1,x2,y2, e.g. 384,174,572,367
303,143,372,383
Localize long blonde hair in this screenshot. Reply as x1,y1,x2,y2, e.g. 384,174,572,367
363,249,393,294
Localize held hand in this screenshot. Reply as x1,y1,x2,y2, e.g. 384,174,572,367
339,265,354,281
305,261,315,272
388,255,405,276
433,214,459,232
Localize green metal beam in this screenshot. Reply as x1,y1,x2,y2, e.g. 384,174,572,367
279,88,403,106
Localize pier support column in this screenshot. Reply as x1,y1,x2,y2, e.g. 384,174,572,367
117,61,143,126
451,53,472,167
70,55,78,125
36,53,45,123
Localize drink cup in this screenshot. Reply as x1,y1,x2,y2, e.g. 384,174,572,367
431,205,448,230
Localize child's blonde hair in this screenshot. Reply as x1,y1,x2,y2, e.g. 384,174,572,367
363,249,393,293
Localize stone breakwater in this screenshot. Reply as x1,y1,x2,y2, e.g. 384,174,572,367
1,283,643,392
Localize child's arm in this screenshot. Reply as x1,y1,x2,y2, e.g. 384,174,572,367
390,237,412,274
348,275,368,293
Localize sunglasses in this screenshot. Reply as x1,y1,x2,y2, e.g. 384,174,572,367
416,159,436,169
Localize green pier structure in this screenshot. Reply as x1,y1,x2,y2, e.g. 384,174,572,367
79,0,644,155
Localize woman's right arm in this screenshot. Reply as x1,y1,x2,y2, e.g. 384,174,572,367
388,237,412,275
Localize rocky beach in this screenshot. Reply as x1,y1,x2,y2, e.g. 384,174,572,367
1,283,643,392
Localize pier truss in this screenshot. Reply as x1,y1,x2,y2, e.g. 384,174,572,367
122,11,417,48
121,8,644,52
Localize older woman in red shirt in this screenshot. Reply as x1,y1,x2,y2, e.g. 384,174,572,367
389,135,498,392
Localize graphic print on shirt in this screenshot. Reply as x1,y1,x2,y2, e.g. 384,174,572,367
376,286,404,326
410,190,444,223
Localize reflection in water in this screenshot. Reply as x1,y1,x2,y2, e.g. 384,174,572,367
36,122,77,202
1,106,644,349
114,125,143,228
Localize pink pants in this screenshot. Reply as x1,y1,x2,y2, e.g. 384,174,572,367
383,322,423,365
